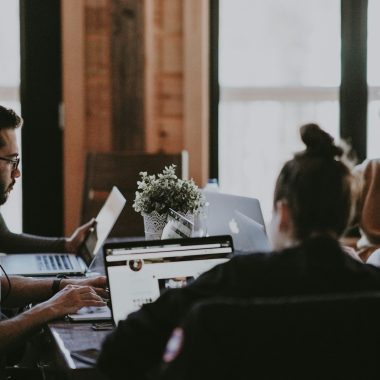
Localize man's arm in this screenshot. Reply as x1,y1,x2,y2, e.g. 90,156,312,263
0,301,54,355
1,276,53,308
0,212,66,253
0,213,95,254
1,275,108,308
0,280,107,355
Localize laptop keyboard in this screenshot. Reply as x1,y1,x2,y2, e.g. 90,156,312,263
37,254,74,271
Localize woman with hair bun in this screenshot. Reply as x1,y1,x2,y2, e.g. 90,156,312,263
98,124,380,380
269,123,356,250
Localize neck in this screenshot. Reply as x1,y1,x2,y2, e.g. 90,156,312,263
308,230,338,239
283,230,337,250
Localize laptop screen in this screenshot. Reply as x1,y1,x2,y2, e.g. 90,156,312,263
81,186,126,267
104,235,233,325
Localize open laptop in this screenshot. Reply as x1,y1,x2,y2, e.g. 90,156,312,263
232,210,271,252
202,191,270,252
0,186,126,276
102,235,233,326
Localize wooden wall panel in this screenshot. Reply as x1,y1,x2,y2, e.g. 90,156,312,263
145,0,184,154
62,0,112,234
144,0,209,184
85,0,112,151
62,0,86,234
111,0,145,151
63,0,209,233
183,0,209,186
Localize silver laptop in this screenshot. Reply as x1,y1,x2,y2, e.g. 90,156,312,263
104,235,233,325
203,191,270,252
0,186,126,276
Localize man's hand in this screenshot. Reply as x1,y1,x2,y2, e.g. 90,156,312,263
61,276,109,299
43,285,107,319
65,218,96,253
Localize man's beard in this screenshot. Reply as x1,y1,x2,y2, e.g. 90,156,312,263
0,181,12,205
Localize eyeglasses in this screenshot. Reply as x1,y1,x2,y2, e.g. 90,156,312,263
0,156,20,171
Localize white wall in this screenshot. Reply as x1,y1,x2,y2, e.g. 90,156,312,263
0,1,22,233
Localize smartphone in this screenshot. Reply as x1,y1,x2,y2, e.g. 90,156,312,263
70,348,99,365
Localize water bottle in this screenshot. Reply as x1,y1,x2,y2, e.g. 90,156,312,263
204,178,219,192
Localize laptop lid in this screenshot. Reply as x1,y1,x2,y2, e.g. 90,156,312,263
0,186,126,276
80,186,127,268
232,210,271,252
203,191,268,251
103,235,233,326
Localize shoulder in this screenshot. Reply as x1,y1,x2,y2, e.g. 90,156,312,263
193,251,287,287
366,249,380,267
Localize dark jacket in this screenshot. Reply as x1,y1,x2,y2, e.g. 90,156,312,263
97,236,380,379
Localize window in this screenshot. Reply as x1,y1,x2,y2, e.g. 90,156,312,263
0,0,22,232
367,0,380,158
218,0,340,223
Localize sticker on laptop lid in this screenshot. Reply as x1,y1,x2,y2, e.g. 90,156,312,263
161,209,194,240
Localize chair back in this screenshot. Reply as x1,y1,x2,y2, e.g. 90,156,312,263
81,151,187,237
160,292,380,380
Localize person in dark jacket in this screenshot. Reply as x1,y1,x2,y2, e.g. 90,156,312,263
98,123,380,380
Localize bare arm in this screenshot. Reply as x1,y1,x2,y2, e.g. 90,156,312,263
1,275,108,308
1,276,56,308
0,279,107,355
0,301,55,355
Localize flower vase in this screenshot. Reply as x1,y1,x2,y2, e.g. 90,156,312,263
142,211,168,240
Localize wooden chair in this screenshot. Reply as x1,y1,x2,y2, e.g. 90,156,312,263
81,151,188,237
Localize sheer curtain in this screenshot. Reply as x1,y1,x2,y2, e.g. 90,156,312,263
0,0,22,232
218,0,340,224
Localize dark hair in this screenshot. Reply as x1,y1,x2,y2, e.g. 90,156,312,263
273,123,354,239
0,105,22,130
0,105,23,148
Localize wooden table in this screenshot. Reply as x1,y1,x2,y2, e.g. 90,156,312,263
39,321,111,380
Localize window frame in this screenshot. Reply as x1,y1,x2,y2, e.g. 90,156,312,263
211,0,370,176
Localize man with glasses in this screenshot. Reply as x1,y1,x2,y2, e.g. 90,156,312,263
0,156,19,173
0,105,108,370
0,105,94,254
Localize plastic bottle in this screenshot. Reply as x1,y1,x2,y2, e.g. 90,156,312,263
204,178,219,192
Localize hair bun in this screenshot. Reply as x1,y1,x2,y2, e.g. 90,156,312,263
300,123,343,158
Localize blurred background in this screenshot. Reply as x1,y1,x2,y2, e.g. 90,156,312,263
0,0,378,234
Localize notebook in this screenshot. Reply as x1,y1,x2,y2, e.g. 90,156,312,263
202,191,270,252
0,186,126,276
103,235,233,325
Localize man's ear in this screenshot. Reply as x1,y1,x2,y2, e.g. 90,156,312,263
275,200,292,233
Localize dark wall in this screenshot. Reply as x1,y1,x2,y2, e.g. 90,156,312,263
340,0,368,162
20,0,63,235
